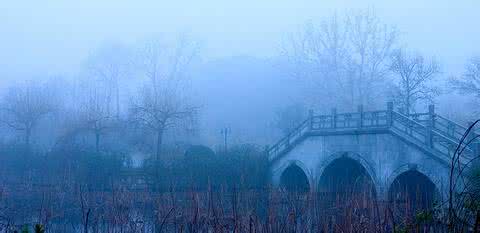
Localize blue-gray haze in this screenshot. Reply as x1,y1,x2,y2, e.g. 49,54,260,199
1,0,479,146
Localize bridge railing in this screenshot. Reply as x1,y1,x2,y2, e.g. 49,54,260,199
408,112,431,125
433,114,480,144
403,109,479,145
311,110,388,130
268,118,310,160
268,102,479,162
391,111,428,145
392,109,478,162
269,105,390,161
434,114,466,140
433,114,479,159
361,111,389,127
311,115,334,129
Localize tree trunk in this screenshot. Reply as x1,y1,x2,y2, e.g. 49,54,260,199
156,129,164,161
154,128,164,192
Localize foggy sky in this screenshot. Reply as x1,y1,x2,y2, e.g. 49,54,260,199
1,0,479,86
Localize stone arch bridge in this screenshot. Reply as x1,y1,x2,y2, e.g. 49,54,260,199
268,102,479,201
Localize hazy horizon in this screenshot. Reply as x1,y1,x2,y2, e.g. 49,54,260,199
2,0,479,85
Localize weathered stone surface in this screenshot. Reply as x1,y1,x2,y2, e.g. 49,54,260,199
271,132,450,200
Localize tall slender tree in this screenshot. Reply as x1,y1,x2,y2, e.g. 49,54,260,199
85,43,131,119
130,36,199,160
75,79,115,153
389,48,441,114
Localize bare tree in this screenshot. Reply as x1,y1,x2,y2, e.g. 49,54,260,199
346,10,397,106
75,80,115,153
450,56,480,100
389,48,441,114
283,15,348,108
130,36,199,160
283,9,397,109
85,43,131,119
130,85,197,160
0,81,56,149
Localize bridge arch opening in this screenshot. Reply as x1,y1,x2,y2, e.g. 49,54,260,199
388,170,439,214
318,156,376,205
280,163,310,193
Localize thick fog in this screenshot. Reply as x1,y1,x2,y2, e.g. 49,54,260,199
1,1,480,231
2,0,479,147
2,1,479,77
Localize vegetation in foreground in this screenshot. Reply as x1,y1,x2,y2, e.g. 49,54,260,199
0,135,479,233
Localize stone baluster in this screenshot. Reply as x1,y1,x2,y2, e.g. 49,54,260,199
358,105,364,128
309,109,314,130
331,108,337,129
387,102,393,127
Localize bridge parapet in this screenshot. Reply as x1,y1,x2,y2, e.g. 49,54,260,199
268,102,479,164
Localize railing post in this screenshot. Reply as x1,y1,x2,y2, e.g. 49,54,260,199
358,105,363,128
331,108,337,129
387,102,393,127
309,109,314,130
429,105,435,128
426,105,435,148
